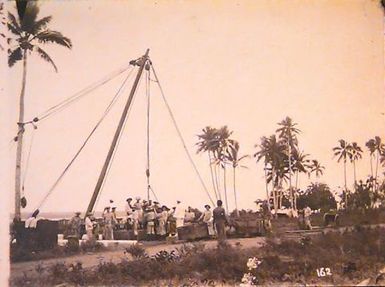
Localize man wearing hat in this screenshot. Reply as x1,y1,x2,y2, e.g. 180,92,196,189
199,205,214,236
134,197,144,229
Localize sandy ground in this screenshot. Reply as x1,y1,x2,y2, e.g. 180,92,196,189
10,237,265,282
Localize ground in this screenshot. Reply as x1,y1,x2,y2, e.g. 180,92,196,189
10,237,265,283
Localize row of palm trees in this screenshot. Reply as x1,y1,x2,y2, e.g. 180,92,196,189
333,136,385,208
253,117,325,216
196,126,248,214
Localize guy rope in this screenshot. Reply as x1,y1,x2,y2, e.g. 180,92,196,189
17,49,215,219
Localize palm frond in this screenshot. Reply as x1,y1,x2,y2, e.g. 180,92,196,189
20,1,40,33
33,16,52,33
8,47,23,67
7,12,22,35
34,46,57,72
35,30,72,49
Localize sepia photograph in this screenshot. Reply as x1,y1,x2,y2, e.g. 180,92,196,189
1,0,385,286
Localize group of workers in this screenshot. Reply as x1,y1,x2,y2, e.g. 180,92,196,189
67,198,229,241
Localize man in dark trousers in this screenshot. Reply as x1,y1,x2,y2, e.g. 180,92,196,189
213,200,227,241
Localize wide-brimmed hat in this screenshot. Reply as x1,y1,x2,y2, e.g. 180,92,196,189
126,198,132,201
204,205,210,209
75,211,81,215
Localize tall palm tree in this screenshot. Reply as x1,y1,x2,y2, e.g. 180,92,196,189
196,126,220,200
291,149,310,210
349,142,363,186
226,139,248,217
276,117,300,210
254,136,272,213
366,138,376,191
373,136,384,192
8,1,72,220
333,139,352,207
215,126,233,213
255,135,287,216
308,159,325,179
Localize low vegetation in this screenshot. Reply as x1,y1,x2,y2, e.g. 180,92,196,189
11,227,385,286
10,239,105,263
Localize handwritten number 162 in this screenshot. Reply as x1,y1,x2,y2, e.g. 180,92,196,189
316,267,332,277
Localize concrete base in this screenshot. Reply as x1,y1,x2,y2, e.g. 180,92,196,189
57,234,137,247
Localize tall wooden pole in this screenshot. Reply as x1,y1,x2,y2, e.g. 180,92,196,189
14,52,28,221
85,49,149,216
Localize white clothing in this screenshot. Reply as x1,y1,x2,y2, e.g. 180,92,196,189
174,203,185,219
25,217,38,228
176,218,184,228
125,202,133,215
85,217,93,231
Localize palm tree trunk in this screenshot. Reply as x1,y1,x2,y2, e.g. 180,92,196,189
288,143,292,207
294,171,299,211
344,160,348,208
353,160,357,187
208,151,218,200
223,166,229,213
214,163,221,200
264,164,271,213
233,167,239,217
375,152,379,192
15,51,27,221
370,155,374,191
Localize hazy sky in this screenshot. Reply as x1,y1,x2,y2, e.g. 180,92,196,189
2,0,384,216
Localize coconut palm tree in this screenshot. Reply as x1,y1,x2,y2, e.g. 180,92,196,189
226,139,248,217
8,1,72,220
254,136,272,213
308,159,325,179
366,138,376,191
291,149,310,210
333,139,352,207
196,126,220,200
215,126,233,213
276,117,300,209
373,136,384,192
349,142,363,186
255,135,287,216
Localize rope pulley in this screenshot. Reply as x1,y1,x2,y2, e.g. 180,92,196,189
20,196,27,208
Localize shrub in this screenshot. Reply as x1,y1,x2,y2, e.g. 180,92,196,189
125,243,147,259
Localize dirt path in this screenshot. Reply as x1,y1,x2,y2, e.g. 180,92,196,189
10,237,265,281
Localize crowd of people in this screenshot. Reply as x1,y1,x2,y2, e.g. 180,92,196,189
75,198,229,241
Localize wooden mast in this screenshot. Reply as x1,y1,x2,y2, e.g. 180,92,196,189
85,49,150,216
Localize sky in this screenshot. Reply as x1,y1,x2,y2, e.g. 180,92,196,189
1,0,384,218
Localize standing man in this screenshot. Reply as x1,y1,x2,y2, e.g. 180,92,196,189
103,207,114,240
199,205,214,236
174,200,185,229
303,206,312,230
85,212,94,241
68,211,82,239
213,200,227,241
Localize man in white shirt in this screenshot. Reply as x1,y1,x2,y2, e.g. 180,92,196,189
174,200,185,228
85,213,94,241
25,209,40,229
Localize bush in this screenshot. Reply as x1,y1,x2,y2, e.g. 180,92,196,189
125,243,147,259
